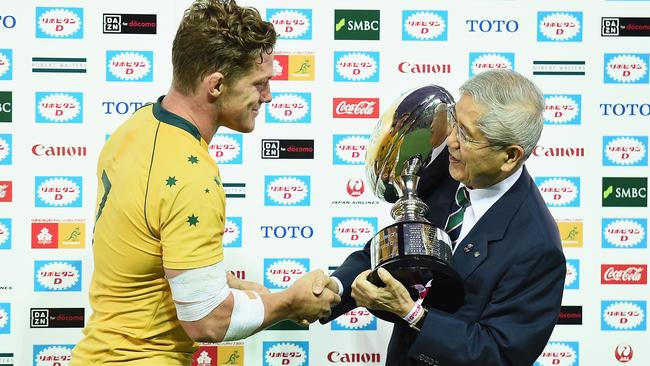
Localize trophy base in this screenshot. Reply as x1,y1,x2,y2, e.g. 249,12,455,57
366,255,464,324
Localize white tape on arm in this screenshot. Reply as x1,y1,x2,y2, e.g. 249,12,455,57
222,289,264,341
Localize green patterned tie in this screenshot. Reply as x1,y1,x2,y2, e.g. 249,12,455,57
444,186,470,248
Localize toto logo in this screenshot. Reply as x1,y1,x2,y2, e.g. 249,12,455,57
33,345,74,366
334,52,379,82
260,225,314,239
268,9,311,40
603,219,646,248
536,177,580,207
469,53,513,77
538,12,582,42
332,308,376,330
263,342,308,366
265,176,310,206
614,344,634,363
208,134,241,164
264,259,308,289
602,301,646,331
346,178,365,197
543,95,581,125
34,261,81,291
266,93,310,123
535,342,578,366
402,10,447,41
36,92,82,123
605,54,649,84
603,136,647,166
36,7,83,38
106,51,153,82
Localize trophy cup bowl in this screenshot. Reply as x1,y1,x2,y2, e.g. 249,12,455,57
364,85,465,324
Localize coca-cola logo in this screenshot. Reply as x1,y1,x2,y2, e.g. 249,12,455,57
601,264,647,284
332,98,379,118
614,344,633,363
346,178,365,197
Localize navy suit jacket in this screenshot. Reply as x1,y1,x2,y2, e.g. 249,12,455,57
327,149,566,366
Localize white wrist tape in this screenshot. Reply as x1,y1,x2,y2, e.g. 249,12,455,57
403,303,424,324
223,289,264,341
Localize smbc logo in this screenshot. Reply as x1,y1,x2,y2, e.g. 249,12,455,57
603,177,647,207
0,91,10,122
334,10,380,40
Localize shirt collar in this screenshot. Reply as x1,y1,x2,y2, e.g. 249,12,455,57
462,167,523,223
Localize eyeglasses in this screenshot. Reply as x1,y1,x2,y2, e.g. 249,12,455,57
447,104,490,147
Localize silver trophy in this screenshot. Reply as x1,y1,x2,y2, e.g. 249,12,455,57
365,85,464,323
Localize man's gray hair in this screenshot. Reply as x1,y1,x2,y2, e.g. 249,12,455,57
459,69,544,160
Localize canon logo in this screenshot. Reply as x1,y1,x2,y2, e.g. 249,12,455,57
533,146,584,157
32,144,87,157
398,62,451,74
327,352,381,363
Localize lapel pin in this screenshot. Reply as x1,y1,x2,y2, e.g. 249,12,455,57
474,251,480,258
463,243,474,253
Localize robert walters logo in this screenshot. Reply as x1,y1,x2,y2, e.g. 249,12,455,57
333,134,369,165
0,303,9,334
36,7,83,38
604,53,649,84
208,134,242,164
533,60,585,76
332,308,377,330
332,217,377,247
603,136,648,166
469,52,514,77
272,53,315,81
0,133,11,165
0,218,11,250
223,217,242,248
602,177,647,207
31,220,85,249
334,9,380,40
263,341,308,366
264,258,309,289
0,49,12,80
266,92,311,123
265,176,310,206
33,345,74,366
602,218,647,249
35,92,83,124
602,300,646,331
267,9,311,40
534,342,578,366
402,10,447,41
334,51,379,82
535,177,580,207
543,95,581,125
106,50,153,82
35,176,82,207
564,259,579,290
537,12,583,42
34,260,82,292
32,57,87,73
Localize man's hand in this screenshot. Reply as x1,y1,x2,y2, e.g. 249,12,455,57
287,270,341,323
351,268,414,317
226,271,269,295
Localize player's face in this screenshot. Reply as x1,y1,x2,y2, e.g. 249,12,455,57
216,52,273,133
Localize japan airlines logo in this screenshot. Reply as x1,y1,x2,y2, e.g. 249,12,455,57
469,52,514,77
265,176,310,206
334,52,379,82
0,49,12,80
0,218,10,250
263,341,308,366
604,53,649,84
332,308,377,330
266,93,311,123
267,9,311,40
601,264,647,285
0,303,9,334
346,177,366,197
333,135,369,165
0,133,11,165
332,217,377,247
106,50,153,82
535,177,580,207
264,258,309,289
223,217,242,248
564,259,579,290
537,12,583,42
534,342,578,366
615,344,634,363
603,136,647,166
35,176,82,207
402,10,447,41
332,98,379,118
36,7,83,38
543,95,581,125
35,92,83,123
208,134,242,164
33,344,74,366
602,300,646,331
34,260,82,292
602,218,647,249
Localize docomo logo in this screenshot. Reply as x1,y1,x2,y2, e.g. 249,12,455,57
544,95,580,124
536,342,577,366
36,177,81,207
333,98,379,118
615,344,634,363
37,93,81,123
334,135,368,164
334,218,375,247
539,12,582,41
264,342,307,366
107,51,152,81
335,52,378,81
208,134,241,164
327,351,381,364
604,137,647,166
260,226,314,239
403,11,446,40
537,178,579,207
334,308,375,330
268,93,309,122
34,345,73,366
222,218,240,247
36,261,80,291
602,265,647,285
470,53,513,76
604,219,646,248
266,176,309,205
37,8,81,38
603,301,646,330
269,10,310,39
265,259,307,288
346,178,365,197
606,54,648,83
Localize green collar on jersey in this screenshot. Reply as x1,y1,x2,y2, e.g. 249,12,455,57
152,95,202,141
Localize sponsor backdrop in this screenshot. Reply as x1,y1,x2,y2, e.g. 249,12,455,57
0,1,648,365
